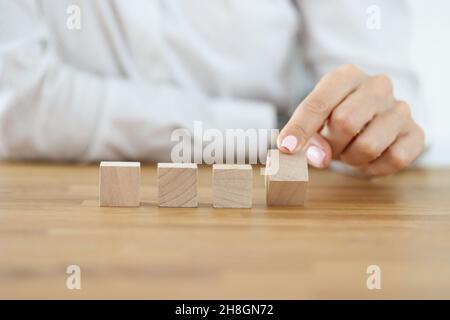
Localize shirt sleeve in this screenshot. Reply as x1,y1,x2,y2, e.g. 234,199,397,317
0,1,276,162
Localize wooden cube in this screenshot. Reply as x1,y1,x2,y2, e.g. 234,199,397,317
99,161,140,207
213,164,253,208
158,163,198,207
265,150,308,206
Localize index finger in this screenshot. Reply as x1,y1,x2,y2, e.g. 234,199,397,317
278,64,366,153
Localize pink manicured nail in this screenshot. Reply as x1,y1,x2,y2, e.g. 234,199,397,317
307,145,326,168
280,135,298,152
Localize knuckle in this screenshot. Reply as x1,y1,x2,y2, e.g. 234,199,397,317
394,100,411,118
416,124,425,146
332,111,359,136
372,74,394,94
338,63,360,77
357,139,380,159
302,97,329,114
388,148,410,170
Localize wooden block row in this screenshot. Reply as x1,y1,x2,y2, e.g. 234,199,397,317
157,163,253,208
99,151,308,208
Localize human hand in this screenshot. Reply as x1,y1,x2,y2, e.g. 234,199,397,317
277,64,425,176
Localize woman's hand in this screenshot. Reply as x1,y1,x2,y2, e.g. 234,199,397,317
277,64,425,176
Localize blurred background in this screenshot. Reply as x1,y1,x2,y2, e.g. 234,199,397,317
411,1,450,165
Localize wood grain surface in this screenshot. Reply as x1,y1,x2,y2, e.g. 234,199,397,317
157,163,198,208
1,162,450,299
212,164,252,208
99,161,140,207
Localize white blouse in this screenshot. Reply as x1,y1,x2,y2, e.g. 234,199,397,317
0,0,421,162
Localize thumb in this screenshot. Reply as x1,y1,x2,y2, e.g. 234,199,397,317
303,133,332,169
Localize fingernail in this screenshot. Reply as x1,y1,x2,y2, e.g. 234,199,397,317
306,145,326,168
280,135,298,152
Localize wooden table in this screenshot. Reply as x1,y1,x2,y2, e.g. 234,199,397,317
1,162,450,299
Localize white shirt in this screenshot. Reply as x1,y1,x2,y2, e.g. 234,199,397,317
0,0,422,162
